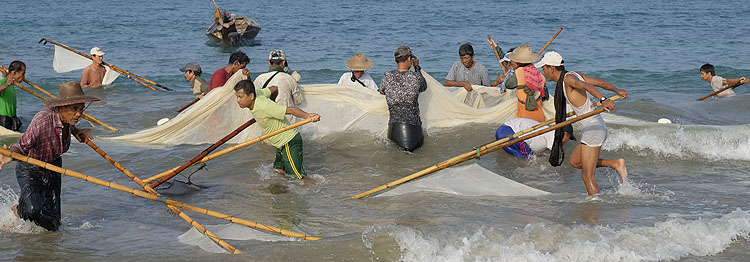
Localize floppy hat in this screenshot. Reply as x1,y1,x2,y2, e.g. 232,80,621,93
507,45,539,64
269,49,286,60
535,51,564,68
180,62,202,73
90,47,106,56
44,81,100,107
345,53,374,71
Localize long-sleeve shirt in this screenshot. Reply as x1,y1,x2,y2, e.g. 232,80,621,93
378,70,427,126
11,108,76,162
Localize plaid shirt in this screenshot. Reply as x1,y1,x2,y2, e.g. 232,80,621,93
11,108,76,162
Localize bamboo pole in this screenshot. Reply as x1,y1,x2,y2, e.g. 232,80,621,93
177,97,201,112
352,95,621,199
82,137,241,254
38,38,171,91
0,66,119,131
537,27,563,55
487,35,507,75
143,117,316,183
0,147,321,240
697,82,745,101
150,119,257,188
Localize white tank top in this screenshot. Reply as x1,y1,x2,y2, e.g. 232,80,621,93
562,72,605,126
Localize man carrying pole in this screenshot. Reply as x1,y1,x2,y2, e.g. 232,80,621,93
0,81,99,230
537,51,628,195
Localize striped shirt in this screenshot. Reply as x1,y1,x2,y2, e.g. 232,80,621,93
11,108,76,162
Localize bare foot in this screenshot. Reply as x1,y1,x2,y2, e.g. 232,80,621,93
613,158,628,183
272,168,286,176
11,204,18,217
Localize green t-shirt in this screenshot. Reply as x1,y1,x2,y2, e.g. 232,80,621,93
0,78,18,117
251,88,298,148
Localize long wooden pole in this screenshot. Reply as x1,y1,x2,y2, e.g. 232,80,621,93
487,35,507,75
39,38,171,91
0,147,321,240
177,97,201,113
537,27,563,55
82,137,241,254
143,117,315,183
697,83,745,101
352,96,619,199
0,66,119,131
150,119,257,188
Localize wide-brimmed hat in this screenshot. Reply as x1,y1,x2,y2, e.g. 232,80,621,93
535,51,564,68
44,81,100,107
90,47,106,56
345,53,374,71
507,45,539,64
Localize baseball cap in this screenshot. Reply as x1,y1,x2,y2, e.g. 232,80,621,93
90,47,106,56
499,52,512,63
269,49,286,60
179,62,202,73
394,46,412,59
535,51,563,68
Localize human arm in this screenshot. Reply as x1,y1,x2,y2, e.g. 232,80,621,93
285,107,320,122
444,80,474,91
71,126,93,143
578,73,627,99
564,74,617,111
722,77,749,88
0,144,23,170
488,39,505,58
81,67,92,88
444,61,474,91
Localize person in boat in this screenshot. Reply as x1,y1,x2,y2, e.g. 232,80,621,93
503,45,548,123
208,51,250,92
338,53,378,90
495,118,575,159
699,63,748,98
254,50,303,117
233,80,320,181
80,47,107,88
537,51,628,195
0,61,25,131
379,46,427,152
444,43,490,91
180,62,209,98
0,81,99,231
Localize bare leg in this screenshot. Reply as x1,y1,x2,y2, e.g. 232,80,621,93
598,158,628,182
579,145,602,195
11,204,18,217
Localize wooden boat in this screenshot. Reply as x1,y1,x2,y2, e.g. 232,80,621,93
205,16,261,46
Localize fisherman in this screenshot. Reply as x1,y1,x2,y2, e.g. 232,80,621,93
503,45,548,122
444,43,490,91
338,53,378,90
0,61,25,131
81,47,107,88
209,51,250,92
254,50,303,122
379,46,427,152
0,81,99,231
537,51,628,195
180,62,209,98
699,63,749,98
233,80,320,181
495,118,575,159
488,38,513,91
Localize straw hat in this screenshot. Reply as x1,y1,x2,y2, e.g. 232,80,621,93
44,81,100,107
507,45,539,64
345,53,374,71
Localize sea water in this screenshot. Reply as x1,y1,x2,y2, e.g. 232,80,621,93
0,0,749,261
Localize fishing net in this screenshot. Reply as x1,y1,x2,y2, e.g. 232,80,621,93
52,45,120,85
178,223,292,253
108,70,556,145
377,163,550,197
0,126,21,137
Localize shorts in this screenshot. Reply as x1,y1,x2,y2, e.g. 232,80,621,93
274,133,307,179
16,158,62,231
579,117,608,147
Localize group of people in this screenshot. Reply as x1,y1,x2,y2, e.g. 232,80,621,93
0,39,747,232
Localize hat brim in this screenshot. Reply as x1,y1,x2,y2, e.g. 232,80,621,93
44,96,100,107
346,59,373,71
508,53,540,64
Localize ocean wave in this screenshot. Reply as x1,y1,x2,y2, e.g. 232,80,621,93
383,209,750,262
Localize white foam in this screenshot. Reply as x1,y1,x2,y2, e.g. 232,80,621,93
387,209,750,262
0,185,46,234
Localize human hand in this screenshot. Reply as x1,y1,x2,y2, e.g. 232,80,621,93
411,56,419,67
241,68,250,76
601,99,615,112
740,77,749,85
307,113,320,122
463,82,473,91
0,145,12,170
74,129,94,143
616,89,628,99
488,39,497,48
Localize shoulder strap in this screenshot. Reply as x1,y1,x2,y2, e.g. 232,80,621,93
262,71,281,89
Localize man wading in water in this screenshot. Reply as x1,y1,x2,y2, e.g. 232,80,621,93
537,51,628,195
81,47,107,88
0,82,99,230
